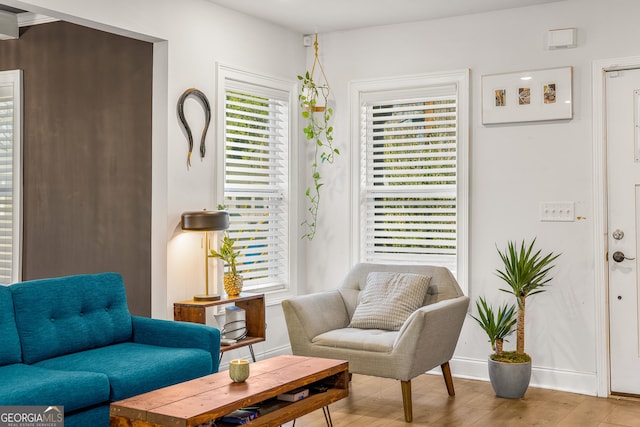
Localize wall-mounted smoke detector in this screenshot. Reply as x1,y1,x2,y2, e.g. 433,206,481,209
0,11,18,40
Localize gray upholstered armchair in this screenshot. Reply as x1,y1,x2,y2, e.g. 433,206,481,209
282,263,469,422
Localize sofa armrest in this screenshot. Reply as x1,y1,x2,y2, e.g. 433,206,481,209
282,290,350,354
393,296,470,377
131,316,221,372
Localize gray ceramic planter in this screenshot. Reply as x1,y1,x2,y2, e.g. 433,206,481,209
487,357,532,398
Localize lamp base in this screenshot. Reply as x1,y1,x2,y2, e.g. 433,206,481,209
193,294,221,301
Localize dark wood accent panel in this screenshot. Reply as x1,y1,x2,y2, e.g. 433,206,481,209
0,21,152,315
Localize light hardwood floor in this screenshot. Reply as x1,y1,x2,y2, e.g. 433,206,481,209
283,373,640,426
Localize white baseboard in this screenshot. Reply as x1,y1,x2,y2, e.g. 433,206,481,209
445,356,599,397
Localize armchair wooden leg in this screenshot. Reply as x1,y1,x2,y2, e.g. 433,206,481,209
400,380,412,422
441,362,455,396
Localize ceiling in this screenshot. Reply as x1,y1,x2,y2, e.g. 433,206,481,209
206,0,565,34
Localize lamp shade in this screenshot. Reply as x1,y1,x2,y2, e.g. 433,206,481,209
181,210,229,231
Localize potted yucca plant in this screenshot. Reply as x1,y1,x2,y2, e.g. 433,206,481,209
472,239,560,398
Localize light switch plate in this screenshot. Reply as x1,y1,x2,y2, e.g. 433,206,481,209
540,201,574,222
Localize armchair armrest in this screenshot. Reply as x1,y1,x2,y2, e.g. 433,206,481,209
131,316,221,372
393,296,470,377
282,290,350,354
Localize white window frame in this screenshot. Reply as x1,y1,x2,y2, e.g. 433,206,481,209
0,70,22,285
349,70,469,293
216,64,298,303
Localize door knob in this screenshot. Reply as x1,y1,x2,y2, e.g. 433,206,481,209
612,251,636,262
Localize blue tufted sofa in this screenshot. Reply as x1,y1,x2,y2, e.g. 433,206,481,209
0,272,221,427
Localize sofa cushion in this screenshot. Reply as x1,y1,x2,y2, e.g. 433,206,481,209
11,272,133,364
34,342,213,401
349,272,431,331
0,286,21,366
0,364,109,411
312,327,397,353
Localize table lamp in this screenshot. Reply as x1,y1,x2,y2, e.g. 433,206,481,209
181,209,230,301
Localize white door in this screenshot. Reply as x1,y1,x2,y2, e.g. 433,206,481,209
607,67,640,395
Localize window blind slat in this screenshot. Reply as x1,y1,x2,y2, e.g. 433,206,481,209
372,142,456,151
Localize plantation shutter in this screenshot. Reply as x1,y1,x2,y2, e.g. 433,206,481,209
0,85,15,284
223,82,289,291
361,85,458,272
0,70,22,285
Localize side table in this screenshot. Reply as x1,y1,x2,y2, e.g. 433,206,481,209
173,293,265,362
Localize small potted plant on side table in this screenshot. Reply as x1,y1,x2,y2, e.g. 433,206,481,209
209,233,243,297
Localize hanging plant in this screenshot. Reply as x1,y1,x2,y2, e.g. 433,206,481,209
298,34,340,240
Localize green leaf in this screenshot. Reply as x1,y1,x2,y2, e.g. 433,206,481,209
469,296,517,352
496,239,560,300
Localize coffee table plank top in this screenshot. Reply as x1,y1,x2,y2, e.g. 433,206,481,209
110,355,348,427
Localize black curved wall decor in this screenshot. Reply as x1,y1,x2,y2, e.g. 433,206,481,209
177,88,211,168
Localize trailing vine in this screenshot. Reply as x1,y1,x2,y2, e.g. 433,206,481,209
298,35,340,240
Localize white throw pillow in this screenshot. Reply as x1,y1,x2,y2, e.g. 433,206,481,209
349,272,431,331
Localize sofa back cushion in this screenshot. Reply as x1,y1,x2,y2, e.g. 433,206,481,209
11,272,132,364
0,285,22,365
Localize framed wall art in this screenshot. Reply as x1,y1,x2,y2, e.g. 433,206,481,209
481,66,573,124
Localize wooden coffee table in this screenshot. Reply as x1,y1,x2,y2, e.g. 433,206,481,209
110,355,349,427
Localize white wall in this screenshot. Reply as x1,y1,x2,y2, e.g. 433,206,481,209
8,0,304,361
9,0,640,394
301,0,640,395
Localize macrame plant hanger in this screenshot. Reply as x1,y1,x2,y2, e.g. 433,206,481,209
309,33,330,111
299,33,339,241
